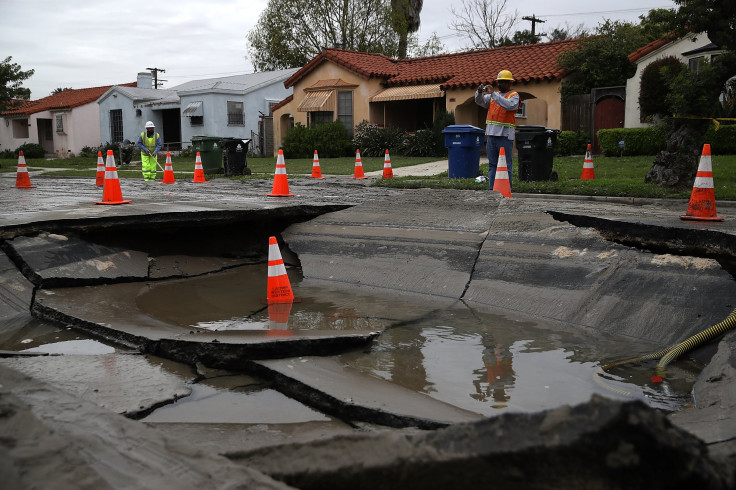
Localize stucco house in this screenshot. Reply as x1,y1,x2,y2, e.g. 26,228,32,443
1,82,135,157
625,33,726,128
97,69,298,154
271,39,583,155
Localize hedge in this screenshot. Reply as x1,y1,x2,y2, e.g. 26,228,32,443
598,124,736,156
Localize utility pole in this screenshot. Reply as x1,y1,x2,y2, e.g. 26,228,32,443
145,67,167,89
522,15,546,38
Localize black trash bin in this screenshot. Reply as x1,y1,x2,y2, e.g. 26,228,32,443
220,138,252,176
442,125,485,178
515,125,560,181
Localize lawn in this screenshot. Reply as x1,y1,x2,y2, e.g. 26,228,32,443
2,153,734,201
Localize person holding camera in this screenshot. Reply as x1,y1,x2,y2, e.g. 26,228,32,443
474,70,520,191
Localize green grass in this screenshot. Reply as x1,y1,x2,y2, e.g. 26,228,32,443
3,154,735,201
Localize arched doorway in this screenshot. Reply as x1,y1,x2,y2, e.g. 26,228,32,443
594,96,624,153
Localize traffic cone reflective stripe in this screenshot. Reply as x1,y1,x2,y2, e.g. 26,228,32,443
353,149,366,179
266,149,296,196
311,150,323,178
14,151,35,188
95,150,131,205
160,152,176,184
680,144,723,221
266,236,295,304
382,149,393,179
581,144,595,180
95,151,105,186
493,148,512,198
192,152,209,183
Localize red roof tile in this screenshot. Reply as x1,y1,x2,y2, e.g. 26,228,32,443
2,82,136,116
628,33,678,62
284,39,583,90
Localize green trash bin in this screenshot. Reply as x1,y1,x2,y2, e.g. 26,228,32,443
191,136,223,174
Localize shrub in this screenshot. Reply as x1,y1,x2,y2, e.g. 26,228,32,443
598,127,667,156
431,109,455,156
15,142,45,158
638,56,685,120
282,121,352,158
404,129,437,156
352,121,408,157
555,130,591,156
705,124,736,154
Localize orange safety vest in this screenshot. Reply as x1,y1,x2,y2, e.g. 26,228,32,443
485,91,519,129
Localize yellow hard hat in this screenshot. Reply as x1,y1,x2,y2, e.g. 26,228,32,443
496,70,514,81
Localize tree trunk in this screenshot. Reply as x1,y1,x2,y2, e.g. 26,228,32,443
645,120,709,188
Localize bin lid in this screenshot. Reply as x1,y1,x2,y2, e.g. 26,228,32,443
442,124,484,134
516,125,546,132
191,135,222,141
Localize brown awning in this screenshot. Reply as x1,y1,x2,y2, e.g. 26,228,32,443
297,90,335,112
370,84,444,102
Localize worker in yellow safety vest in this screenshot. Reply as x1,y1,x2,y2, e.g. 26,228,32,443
136,121,162,181
475,70,520,191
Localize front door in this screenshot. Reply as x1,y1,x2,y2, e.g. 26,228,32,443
37,118,54,155
594,97,624,154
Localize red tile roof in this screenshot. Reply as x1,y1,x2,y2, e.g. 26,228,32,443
2,82,136,116
270,94,293,113
628,33,678,62
284,39,583,90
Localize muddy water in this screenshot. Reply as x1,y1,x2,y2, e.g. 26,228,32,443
134,265,698,416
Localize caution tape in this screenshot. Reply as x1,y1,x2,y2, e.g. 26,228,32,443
673,115,736,131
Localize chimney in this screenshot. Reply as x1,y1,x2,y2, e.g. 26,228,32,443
137,71,153,89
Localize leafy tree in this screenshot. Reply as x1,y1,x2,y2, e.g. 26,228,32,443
391,0,423,58
0,56,34,112
51,87,72,95
246,0,400,71
546,23,588,41
499,29,541,46
673,0,736,50
637,8,678,41
557,20,654,103
448,0,518,49
638,56,685,120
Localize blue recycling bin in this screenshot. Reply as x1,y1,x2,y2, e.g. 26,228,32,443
442,125,485,178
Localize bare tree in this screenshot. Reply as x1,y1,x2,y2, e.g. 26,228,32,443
448,0,518,49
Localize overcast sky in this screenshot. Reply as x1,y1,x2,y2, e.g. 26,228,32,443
2,0,677,99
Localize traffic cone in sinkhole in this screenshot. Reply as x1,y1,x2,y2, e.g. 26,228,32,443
352,149,367,179
266,236,295,304
680,144,723,221
14,151,35,188
95,150,131,205
580,144,595,180
493,148,512,198
382,149,393,179
160,152,175,184
311,150,323,178
266,149,295,196
95,151,105,186
267,302,294,334
192,152,209,183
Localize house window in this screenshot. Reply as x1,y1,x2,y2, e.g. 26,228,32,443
337,91,353,134
516,100,527,118
12,119,29,139
136,109,142,117
190,116,203,126
109,109,123,143
308,111,332,127
267,101,278,116
688,56,705,74
227,101,244,125
55,114,65,133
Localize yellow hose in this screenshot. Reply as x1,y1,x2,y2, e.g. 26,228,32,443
656,306,736,375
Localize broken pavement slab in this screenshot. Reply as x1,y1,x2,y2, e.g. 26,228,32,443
249,356,484,429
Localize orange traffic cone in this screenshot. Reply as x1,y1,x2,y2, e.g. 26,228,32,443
14,151,35,188
95,150,131,205
160,152,175,184
95,151,105,186
352,149,367,179
680,144,723,221
192,152,209,183
581,144,595,180
266,149,296,197
311,150,323,178
267,302,293,331
382,149,394,179
493,148,512,198
266,236,295,304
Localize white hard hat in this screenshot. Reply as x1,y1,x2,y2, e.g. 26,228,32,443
145,121,155,128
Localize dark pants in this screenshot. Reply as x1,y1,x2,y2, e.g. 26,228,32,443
486,136,514,192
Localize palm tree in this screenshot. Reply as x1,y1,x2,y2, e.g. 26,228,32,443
391,0,423,58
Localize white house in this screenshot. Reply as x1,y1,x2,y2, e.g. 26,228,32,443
97,69,298,154
625,33,726,128
1,82,134,157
